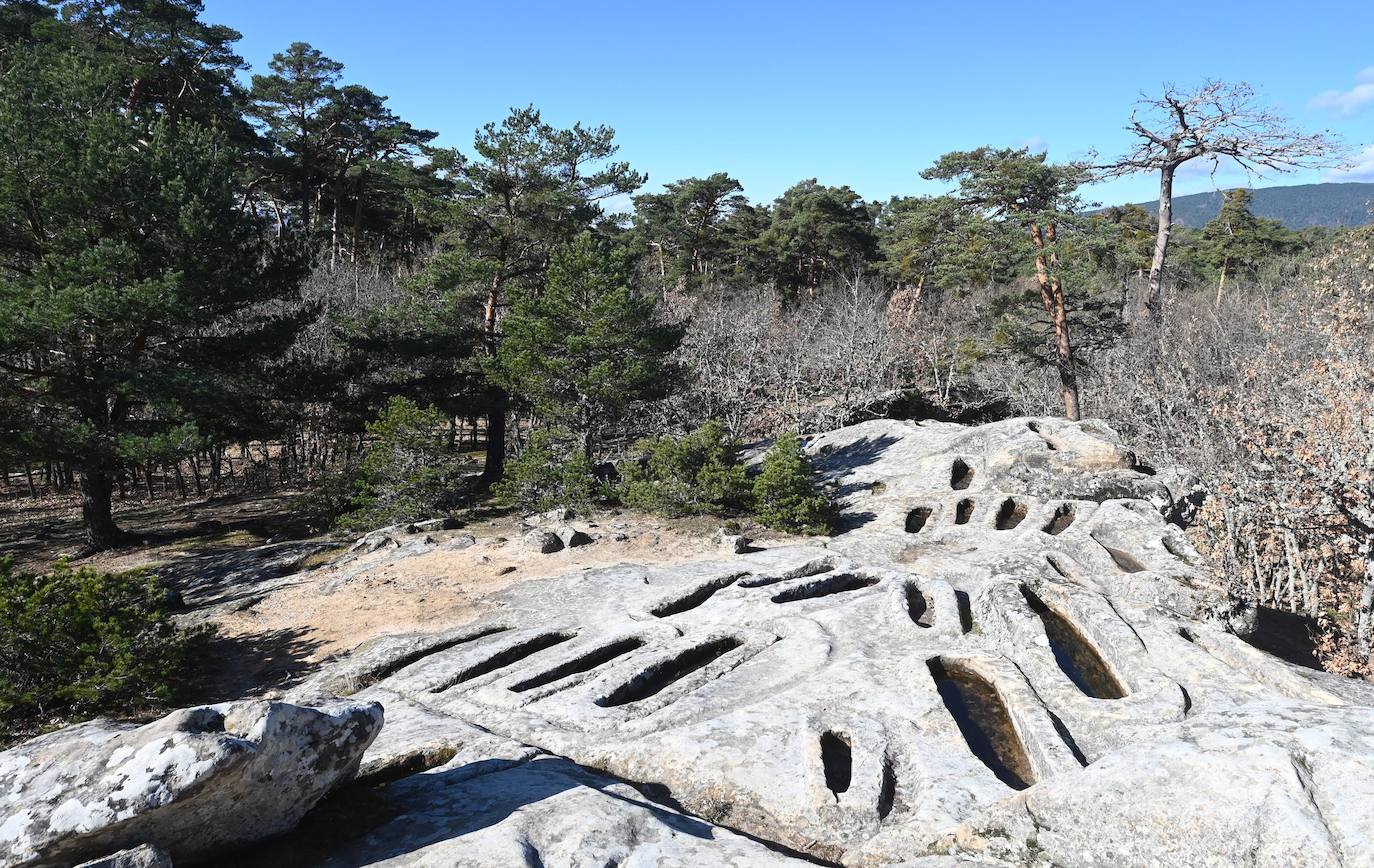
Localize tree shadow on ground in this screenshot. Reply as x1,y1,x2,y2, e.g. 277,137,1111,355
187,626,327,705
228,756,831,867
815,434,899,476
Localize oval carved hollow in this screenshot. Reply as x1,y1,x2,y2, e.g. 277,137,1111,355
771,572,880,604
431,631,577,691
597,636,742,707
994,498,1028,531
905,506,934,533
950,459,975,490
509,637,646,693
1042,504,1075,535
905,581,934,627
954,498,975,525
927,658,1035,790
820,731,852,796
1020,585,1127,699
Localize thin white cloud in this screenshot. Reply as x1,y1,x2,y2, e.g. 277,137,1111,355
1310,66,1374,116
1325,144,1374,182
1018,135,1048,154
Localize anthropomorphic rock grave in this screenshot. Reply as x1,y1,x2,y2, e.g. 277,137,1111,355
8,417,1374,867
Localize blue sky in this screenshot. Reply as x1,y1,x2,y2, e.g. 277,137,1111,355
202,0,1374,211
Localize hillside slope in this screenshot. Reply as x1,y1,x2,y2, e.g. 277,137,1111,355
1126,181,1374,228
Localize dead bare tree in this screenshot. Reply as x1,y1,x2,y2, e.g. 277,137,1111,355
1099,81,1343,322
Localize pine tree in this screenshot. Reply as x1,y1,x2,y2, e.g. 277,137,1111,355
0,14,305,550
414,107,644,483
632,173,747,291
757,180,880,297
492,233,683,458
1194,189,1297,303
752,435,836,535
249,42,343,234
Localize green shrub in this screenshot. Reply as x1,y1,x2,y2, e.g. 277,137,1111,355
619,421,750,517
752,434,837,535
0,558,209,735
339,397,460,531
496,428,604,513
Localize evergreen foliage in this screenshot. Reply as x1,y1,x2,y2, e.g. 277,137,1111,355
494,428,604,514
752,435,836,535
1189,189,1299,285
0,23,307,549
339,397,458,530
619,422,751,517
632,173,748,291
413,106,644,483
0,557,208,735
493,233,683,458
879,194,1024,291
758,179,880,296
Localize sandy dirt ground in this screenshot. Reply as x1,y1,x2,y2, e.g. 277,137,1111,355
195,513,799,702
208,519,731,690
0,486,800,705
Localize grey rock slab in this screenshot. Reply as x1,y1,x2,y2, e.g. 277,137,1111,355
239,418,1374,865
552,524,593,548
405,518,462,534
524,506,575,526
250,752,808,867
0,700,381,867
441,533,476,550
156,540,334,619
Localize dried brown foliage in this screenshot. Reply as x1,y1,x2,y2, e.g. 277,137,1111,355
996,234,1374,677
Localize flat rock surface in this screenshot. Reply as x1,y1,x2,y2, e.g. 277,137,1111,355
281,417,1374,866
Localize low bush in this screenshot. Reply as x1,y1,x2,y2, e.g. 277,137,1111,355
752,434,837,535
619,421,751,517
338,397,461,531
0,558,209,738
496,428,605,513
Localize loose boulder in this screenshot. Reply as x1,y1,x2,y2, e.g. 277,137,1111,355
553,525,593,548
0,699,382,867
523,529,564,554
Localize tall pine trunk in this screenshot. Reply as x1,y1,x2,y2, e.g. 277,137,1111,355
479,273,508,485
1029,224,1082,421
79,463,129,551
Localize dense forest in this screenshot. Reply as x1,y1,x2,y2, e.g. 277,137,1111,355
2,0,1372,678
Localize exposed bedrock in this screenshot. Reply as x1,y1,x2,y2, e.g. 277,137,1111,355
284,418,1374,866
12,417,1374,867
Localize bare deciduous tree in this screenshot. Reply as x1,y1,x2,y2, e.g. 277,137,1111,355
1099,81,1343,322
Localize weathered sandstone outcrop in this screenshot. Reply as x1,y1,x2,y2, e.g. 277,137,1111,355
0,700,381,866
283,417,1374,866
13,417,1374,867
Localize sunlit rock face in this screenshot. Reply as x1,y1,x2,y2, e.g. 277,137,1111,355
18,417,1371,867
282,417,1374,866
0,700,381,867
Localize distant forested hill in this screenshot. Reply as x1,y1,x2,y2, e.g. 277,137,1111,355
1122,182,1374,229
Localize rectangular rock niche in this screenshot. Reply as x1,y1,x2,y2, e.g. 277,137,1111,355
597,636,743,707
